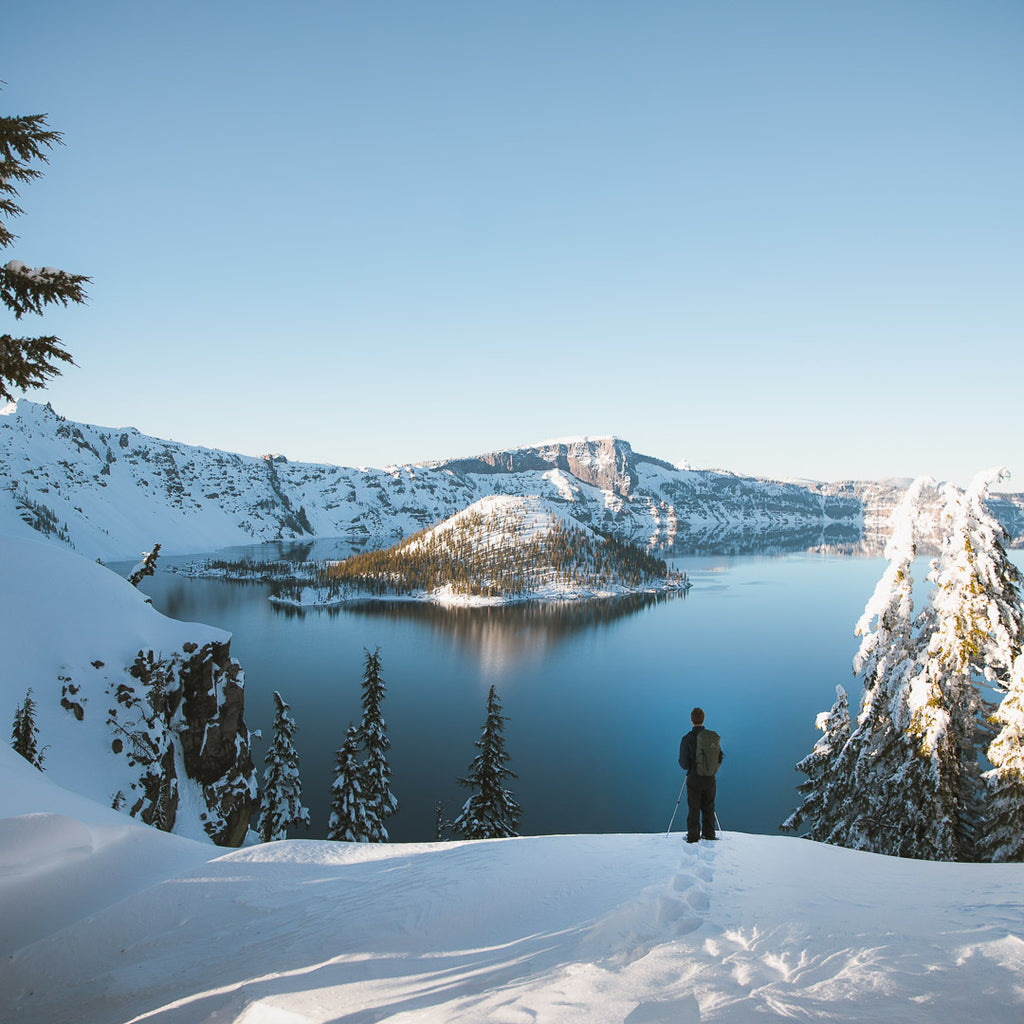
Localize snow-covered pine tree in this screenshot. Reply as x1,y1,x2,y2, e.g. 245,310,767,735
453,685,521,840
434,801,451,842
356,647,398,842
898,469,1023,860
11,688,44,770
781,685,849,839
1,95,90,401
327,723,371,842
257,691,310,843
979,653,1024,861
826,478,931,854
927,469,1022,690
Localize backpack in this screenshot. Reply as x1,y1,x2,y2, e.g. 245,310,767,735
695,729,721,777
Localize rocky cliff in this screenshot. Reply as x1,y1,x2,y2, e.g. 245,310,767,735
1,533,259,847
107,639,258,846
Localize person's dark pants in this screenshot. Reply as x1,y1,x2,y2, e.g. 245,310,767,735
686,774,717,842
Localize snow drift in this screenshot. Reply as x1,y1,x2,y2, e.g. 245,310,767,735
3,757,1023,1024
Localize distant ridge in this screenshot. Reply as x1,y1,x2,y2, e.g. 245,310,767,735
1,399,1022,560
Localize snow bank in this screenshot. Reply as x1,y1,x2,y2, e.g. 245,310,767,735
2,806,1023,1023
0,745,214,956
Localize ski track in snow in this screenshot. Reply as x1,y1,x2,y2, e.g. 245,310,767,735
4,826,1024,1024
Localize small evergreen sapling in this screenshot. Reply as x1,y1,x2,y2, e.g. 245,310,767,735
327,723,371,842
257,691,310,843
433,801,451,842
128,544,161,588
453,685,521,840
11,688,44,770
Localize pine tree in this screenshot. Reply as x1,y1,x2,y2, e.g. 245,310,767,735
257,691,310,843
453,685,521,840
828,479,931,854
783,481,932,851
356,647,398,842
979,654,1024,861
905,470,1024,860
926,470,1023,692
781,685,849,839
327,723,371,842
1,95,90,401
11,688,44,770
433,800,451,842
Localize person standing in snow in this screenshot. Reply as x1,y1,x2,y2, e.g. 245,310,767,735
678,707,723,843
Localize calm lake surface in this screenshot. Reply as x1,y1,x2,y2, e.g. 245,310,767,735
131,544,1024,843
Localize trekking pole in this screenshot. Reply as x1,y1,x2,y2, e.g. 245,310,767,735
714,811,723,838
665,779,686,838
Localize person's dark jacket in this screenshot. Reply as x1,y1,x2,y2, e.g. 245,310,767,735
678,725,724,774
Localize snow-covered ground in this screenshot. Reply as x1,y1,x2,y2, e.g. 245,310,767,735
3,750,1024,1024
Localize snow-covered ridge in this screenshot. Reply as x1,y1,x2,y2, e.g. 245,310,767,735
2,399,1022,560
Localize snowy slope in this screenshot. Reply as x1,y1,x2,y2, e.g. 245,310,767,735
2,763,1023,1024
0,532,256,845
9,398,1017,562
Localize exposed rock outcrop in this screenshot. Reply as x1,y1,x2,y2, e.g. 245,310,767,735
106,640,258,846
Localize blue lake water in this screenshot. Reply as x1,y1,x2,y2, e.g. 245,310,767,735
132,545,1023,843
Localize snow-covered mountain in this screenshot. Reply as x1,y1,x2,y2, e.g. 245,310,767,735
2,399,1022,561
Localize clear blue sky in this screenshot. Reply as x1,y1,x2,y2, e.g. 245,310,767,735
4,1,1022,487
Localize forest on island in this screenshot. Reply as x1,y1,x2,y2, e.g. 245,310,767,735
317,505,678,599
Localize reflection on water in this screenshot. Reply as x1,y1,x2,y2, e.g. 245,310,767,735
332,592,684,674
159,576,269,623
658,523,867,557
152,525,875,572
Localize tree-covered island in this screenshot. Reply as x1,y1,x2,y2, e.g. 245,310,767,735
244,496,689,608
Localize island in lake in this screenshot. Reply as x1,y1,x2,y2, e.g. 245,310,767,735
184,495,690,607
